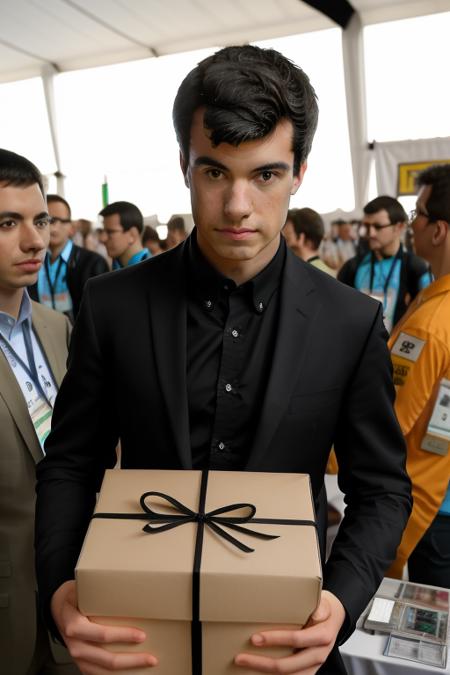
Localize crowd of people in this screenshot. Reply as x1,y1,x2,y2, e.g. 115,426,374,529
0,42,449,675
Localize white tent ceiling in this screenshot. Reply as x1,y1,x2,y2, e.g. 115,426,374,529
1,0,449,83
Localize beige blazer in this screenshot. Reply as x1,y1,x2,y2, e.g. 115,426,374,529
0,301,71,675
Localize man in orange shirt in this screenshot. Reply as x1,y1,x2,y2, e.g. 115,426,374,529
388,164,450,586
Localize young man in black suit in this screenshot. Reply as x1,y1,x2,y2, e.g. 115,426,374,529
29,195,109,322
36,45,412,675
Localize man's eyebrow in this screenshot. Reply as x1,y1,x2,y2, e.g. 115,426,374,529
253,162,291,172
193,156,228,171
193,158,291,173
0,211,48,220
0,211,23,220
34,211,49,220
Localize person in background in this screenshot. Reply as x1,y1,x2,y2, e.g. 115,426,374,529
387,164,450,587
75,218,110,265
36,44,411,675
321,219,356,271
283,207,335,276
142,225,164,256
0,149,78,675
99,201,150,269
166,214,187,249
29,195,109,322
338,196,431,333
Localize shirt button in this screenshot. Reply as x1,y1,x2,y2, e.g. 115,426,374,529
256,301,264,313
231,329,239,338
204,299,213,310
218,441,225,451
225,383,232,393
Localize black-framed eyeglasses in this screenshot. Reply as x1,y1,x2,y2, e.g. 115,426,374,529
362,222,396,232
49,216,71,225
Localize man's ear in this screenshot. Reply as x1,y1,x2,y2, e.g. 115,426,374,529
129,226,140,244
291,162,307,195
180,151,189,188
297,232,306,251
432,220,449,246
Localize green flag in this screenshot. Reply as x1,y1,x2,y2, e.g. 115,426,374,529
102,176,109,207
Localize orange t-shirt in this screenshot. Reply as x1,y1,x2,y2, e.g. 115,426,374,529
386,275,450,578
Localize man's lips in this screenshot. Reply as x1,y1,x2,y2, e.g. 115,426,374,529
15,259,44,272
216,228,257,240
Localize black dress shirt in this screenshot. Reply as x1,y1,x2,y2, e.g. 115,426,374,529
185,231,286,470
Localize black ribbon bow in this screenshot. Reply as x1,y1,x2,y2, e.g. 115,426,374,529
138,490,279,553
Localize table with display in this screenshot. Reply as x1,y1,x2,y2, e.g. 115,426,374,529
340,578,450,675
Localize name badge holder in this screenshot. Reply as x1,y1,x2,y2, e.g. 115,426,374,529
0,323,55,449
422,378,450,456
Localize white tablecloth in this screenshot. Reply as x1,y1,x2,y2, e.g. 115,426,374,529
341,628,449,674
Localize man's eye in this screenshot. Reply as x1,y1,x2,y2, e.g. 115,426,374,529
0,220,16,229
206,168,222,179
260,171,274,182
36,218,50,229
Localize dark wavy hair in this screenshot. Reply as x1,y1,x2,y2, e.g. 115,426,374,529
0,148,44,196
173,45,319,175
417,164,450,223
287,207,325,249
47,193,71,219
363,196,407,225
99,201,144,234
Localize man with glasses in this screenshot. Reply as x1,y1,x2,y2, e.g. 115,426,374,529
29,195,109,322
99,200,151,268
387,164,450,586
338,196,431,332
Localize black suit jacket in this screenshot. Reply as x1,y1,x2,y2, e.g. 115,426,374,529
35,239,411,668
29,243,109,320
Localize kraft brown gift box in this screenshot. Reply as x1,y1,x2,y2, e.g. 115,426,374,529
76,469,322,675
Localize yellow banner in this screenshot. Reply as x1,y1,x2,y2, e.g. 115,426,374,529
398,160,450,195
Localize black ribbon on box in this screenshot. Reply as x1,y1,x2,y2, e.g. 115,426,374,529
92,470,318,675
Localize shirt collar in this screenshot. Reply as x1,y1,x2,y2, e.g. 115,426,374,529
47,238,73,265
113,248,149,269
0,289,32,341
186,227,286,313
418,274,450,304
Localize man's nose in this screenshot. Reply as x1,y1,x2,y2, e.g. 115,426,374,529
21,223,47,252
224,180,252,221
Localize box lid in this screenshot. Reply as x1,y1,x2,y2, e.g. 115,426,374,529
76,469,322,625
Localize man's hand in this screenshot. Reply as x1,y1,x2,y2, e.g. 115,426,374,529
234,590,346,674
51,580,158,674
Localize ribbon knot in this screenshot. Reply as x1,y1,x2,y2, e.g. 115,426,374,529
139,490,278,553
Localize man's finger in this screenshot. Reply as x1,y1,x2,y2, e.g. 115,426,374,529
69,641,157,670
250,624,334,650
235,645,329,673
65,616,146,645
309,597,331,623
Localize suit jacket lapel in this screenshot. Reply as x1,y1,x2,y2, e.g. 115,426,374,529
246,253,322,469
0,303,68,465
0,341,43,464
31,302,67,386
147,246,191,468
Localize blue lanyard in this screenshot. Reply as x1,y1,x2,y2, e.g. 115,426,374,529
44,255,65,310
369,246,402,295
0,323,53,406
